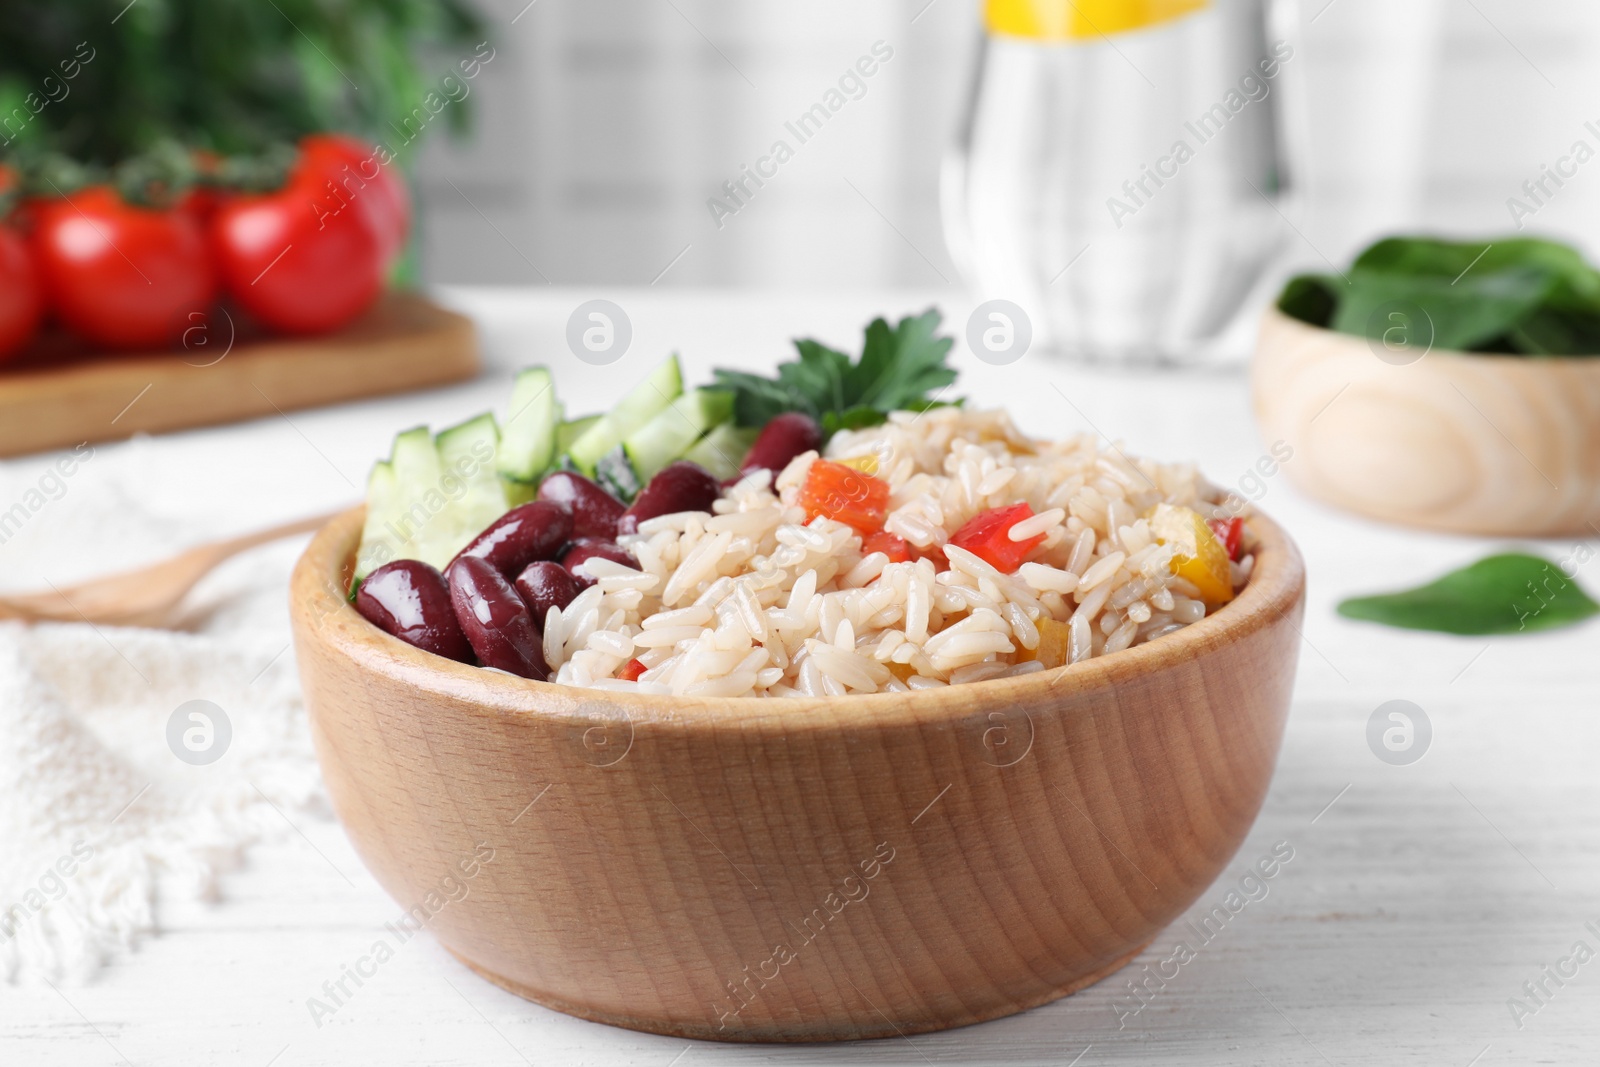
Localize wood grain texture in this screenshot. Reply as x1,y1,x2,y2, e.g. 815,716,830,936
0,292,478,459
1252,307,1600,536
288,507,1306,1043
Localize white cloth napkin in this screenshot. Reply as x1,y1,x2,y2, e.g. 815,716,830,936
0,439,324,984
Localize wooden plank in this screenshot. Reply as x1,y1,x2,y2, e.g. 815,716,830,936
0,292,478,458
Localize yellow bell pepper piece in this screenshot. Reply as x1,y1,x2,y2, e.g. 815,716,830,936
1019,617,1073,668
1150,503,1235,605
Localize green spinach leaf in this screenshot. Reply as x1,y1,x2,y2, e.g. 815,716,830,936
1277,235,1600,356
1337,552,1600,635
1276,274,1338,327
1330,265,1555,353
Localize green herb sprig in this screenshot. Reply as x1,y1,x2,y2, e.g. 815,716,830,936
713,308,961,439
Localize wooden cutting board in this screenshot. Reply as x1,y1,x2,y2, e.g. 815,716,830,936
0,292,479,459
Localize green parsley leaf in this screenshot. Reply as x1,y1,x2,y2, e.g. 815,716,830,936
820,406,889,436
714,308,961,437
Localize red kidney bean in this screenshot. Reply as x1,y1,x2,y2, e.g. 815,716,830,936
740,412,822,478
560,538,638,588
537,470,626,540
617,461,720,535
514,561,581,626
446,556,550,680
355,560,473,663
450,500,572,578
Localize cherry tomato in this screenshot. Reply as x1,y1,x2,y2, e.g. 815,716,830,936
211,173,385,335
295,134,409,264
31,187,217,349
0,226,43,361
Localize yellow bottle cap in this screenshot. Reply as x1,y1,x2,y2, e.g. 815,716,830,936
985,0,1209,40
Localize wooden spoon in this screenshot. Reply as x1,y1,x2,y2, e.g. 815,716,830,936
0,508,348,628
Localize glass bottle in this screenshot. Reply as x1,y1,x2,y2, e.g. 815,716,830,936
943,0,1295,363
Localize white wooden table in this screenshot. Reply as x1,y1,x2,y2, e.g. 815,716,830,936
5,289,1597,1066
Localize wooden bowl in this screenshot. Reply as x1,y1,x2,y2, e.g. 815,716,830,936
1253,306,1600,536
289,508,1306,1042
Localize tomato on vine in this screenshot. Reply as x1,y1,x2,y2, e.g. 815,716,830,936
0,226,43,360
30,186,217,350
211,172,386,335
294,134,409,266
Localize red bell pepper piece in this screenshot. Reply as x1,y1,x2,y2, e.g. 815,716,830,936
1207,517,1245,561
861,529,914,563
945,503,1044,573
799,459,891,535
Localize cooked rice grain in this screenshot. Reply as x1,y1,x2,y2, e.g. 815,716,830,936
547,407,1247,697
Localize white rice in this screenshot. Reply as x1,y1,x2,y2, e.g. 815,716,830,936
545,407,1251,697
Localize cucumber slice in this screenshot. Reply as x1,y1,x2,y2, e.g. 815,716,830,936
429,413,507,565
566,354,684,474
594,445,642,502
565,415,618,477
389,425,444,559
623,389,734,482
352,417,510,580
610,353,684,428
556,414,601,455
353,460,400,586
392,425,442,492
682,422,756,481
504,412,601,506
501,477,537,507
497,367,561,482
352,425,442,583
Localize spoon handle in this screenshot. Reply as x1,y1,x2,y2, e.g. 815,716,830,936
205,508,351,560
0,506,353,625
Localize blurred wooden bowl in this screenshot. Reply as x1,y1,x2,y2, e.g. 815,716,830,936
289,507,1305,1042
1253,306,1600,536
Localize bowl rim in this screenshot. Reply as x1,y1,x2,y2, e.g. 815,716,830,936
291,505,1306,733
1261,304,1600,368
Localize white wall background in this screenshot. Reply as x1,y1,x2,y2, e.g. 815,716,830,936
412,0,1600,290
